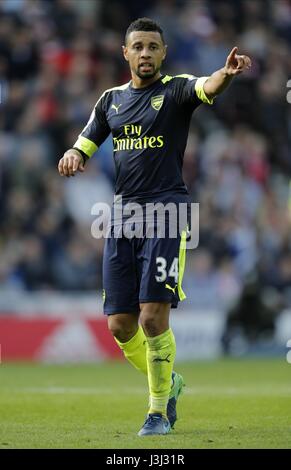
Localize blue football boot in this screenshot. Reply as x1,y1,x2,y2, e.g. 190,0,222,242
138,413,171,436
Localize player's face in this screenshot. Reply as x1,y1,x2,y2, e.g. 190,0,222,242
123,31,167,80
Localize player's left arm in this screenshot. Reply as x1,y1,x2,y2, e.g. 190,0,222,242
202,47,252,99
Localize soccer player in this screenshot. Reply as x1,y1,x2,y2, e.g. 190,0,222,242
58,18,251,436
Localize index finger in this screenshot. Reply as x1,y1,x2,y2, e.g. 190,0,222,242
227,46,238,61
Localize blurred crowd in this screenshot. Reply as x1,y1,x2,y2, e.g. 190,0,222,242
0,0,291,318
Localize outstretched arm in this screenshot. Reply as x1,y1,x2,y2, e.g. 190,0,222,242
203,47,252,99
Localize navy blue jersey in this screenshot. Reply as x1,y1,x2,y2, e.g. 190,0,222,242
74,74,213,204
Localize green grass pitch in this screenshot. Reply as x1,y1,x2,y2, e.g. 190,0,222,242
0,358,290,449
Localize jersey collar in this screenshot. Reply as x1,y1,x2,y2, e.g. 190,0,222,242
129,75,165,93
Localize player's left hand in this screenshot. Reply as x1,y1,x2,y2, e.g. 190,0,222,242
224,47,252,76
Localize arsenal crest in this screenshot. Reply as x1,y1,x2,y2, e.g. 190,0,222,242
151,95,164,111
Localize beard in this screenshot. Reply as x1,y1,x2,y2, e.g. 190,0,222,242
135,64,160,79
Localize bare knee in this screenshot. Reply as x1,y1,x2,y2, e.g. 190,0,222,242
140,315,159,336
107,313,138,343
140,303,170,337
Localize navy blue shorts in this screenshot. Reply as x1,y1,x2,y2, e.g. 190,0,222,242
102,222,187,315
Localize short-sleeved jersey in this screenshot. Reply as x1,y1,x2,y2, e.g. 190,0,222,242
74,74,213,205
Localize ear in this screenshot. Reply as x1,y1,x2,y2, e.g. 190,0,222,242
122,45,129,62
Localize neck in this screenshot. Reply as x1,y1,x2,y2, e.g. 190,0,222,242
131,71,162,89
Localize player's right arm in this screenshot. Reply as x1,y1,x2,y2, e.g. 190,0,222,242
58,93,111,177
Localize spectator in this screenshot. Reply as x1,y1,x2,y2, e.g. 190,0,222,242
0,0,290,312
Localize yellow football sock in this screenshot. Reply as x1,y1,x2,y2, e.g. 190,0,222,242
114,325,147,375
146,328,176,417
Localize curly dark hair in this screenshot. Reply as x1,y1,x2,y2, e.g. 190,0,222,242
125,17,165,44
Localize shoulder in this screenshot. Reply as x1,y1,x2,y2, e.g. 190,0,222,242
95,82,131,108
161,74,198,86
161,74,199,106
102,82,131,96
161,74,198,98
161,74,213,105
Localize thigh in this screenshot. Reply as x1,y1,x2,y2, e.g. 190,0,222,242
103,231,140,315
138,229,187,307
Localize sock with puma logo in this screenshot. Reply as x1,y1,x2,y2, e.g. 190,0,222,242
146,328,176,417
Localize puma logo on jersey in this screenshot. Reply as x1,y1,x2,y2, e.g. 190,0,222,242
153,354,171,363
165,283,177,294
111,103,122,114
